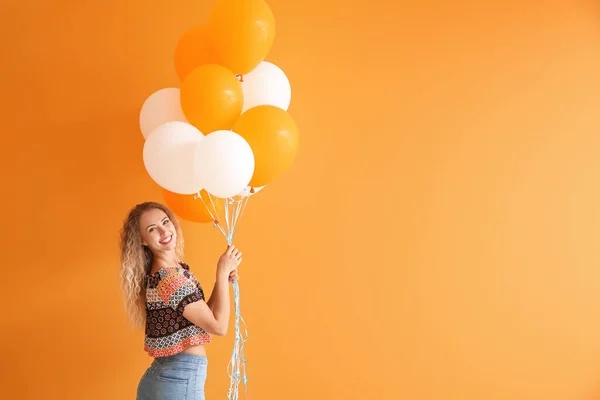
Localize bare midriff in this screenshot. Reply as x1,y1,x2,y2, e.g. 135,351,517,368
182,343,207,357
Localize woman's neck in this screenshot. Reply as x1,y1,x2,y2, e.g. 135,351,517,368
150,251,179,273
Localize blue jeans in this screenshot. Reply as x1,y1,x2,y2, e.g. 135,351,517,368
137,353,208,400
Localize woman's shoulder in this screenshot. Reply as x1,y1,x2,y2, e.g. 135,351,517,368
178,261,191,271
147,263,190,287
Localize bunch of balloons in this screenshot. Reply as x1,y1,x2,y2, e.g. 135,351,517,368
138,1,298,399
139,0,299,224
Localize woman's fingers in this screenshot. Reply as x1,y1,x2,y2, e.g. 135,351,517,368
229,270,239,281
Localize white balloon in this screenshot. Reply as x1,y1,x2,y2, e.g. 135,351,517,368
143,121,204,194
195,130,255,198
139,88,188,139
241,62,291,113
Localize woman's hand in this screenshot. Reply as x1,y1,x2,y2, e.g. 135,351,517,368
228,269,239,282
217,244,242,281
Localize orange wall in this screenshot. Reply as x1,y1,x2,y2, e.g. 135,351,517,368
2,0,600,399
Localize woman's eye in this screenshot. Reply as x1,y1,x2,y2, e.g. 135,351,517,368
163,219,170,225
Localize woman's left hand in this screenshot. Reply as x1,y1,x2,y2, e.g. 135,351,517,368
229,269,239,282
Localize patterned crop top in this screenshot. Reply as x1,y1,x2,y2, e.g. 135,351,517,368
144,262,212,358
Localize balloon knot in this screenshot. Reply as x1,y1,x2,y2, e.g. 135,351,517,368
236,74,244,82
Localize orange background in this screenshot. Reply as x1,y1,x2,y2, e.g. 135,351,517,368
2,0,600,399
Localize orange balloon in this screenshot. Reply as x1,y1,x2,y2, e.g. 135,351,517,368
180,64,243,133
232,105,299,187
174,25,221,82
208,0,276,75
162,189,224,223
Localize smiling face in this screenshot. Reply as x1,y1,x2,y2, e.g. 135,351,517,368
139,207,177,254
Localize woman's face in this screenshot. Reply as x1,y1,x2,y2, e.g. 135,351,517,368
139,208,177,254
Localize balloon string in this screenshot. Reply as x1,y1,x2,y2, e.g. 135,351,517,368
203,192,220,222
227,279,248,400
232,196,249,242
231,198,243,235
224,197,232,241
225,198,248,400
208,193,222,225
196,192,250,400
230,197,241,242
196,192,226,237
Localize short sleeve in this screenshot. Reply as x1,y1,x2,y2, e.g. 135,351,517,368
156,269,203,312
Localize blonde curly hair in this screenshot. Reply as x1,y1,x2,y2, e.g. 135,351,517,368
119,202,184,328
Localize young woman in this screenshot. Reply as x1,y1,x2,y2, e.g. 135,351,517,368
120,202,241,400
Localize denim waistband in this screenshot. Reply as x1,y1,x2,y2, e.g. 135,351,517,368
153,353,208,365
